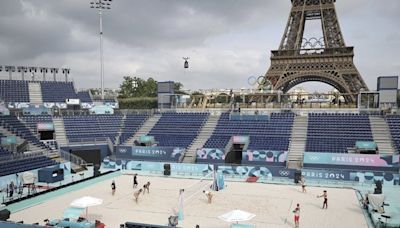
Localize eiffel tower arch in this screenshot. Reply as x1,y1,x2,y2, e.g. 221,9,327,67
264,0,368,103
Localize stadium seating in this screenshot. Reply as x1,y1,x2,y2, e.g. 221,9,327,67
77,91,93,103
0,155,57,177
63,114,122,143
0,80,30,103
0,146,11,157
40,81,78,103
306,113,373,153
119,114,149,144
21,115,53,133
0,116,48,149
385,115,400,152
204,112,294,151
148,112,209,148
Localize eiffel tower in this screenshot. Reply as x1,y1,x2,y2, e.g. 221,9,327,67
264,0,368,102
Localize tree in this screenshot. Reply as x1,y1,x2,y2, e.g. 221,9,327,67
119,76,184,99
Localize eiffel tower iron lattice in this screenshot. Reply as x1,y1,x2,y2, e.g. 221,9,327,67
264,0,368,102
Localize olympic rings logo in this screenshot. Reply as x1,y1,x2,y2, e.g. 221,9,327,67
308,156,320,161
279,170,290,177
119,148,128,153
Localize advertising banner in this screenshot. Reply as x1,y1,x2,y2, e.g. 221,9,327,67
302,168,399,185
303,152,393,167
301,169,349,180
115,146,184,162
232,136,249,144
355,141,377,150
102,159,212,175
139,135,155,143
37,122,54,131
242,150,287,164
216,165,295,179
1,136,17,145
66,99,80,105
196,148,225,163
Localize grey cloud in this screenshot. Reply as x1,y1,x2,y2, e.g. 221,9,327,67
0,0,399,91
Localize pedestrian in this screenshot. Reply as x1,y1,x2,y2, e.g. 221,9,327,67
292,203,300,228
143,181,150,194
9,181,15,198
111,180,116,196
203,190,213,204
317,190,328,209
134,189,143,203
133,174,138,188
300,176,306,193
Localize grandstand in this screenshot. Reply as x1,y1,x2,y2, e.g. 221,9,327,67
1,78,400,227
306,113,373,153
204,112,294,151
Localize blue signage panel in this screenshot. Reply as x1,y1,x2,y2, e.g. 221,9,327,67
301,169,349,180
355,141,377,150
196,148,225,163
242,150,287,165
1,136,17,145
115,146,184,162
303,152,392,167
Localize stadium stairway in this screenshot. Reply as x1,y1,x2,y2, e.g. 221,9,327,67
0,126,31,151
124,114,162,145
115,114,127,144
182,113,220,163
53,117,68,147
28,82,43,104
287,115,308,169
369,116,397,155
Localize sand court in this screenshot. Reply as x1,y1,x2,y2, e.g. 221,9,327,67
10,173,368,227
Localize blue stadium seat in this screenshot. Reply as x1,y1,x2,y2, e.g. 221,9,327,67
386,115,400,152
0,80,30,102
119,114,149,144
306,113,373,153
148,112,209,148
40,81,78,103
63,114,123,143
204,112,294,151
77,91,93,103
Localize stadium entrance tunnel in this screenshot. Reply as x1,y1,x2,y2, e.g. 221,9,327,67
225,144,244,164
273,74,356,103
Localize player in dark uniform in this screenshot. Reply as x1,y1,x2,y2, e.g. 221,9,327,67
111,180,116,196
318,190,328,209
133,174,138,188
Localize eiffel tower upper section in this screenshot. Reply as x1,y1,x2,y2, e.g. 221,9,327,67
265,0,368,102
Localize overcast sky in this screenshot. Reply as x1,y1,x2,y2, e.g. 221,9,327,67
0,0,399,92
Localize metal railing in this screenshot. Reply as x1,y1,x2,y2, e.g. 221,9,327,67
66,137,108,145
58,149,87,167
0,150,48,164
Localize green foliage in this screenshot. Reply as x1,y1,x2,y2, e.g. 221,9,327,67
215,93,229,103
118,97,157,109
119,76,185,98
118,76,158,98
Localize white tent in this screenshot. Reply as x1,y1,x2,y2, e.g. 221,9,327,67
218,209,256,223
368,194,386,213
70,196,103,217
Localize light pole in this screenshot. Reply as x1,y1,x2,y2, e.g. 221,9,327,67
40,67,48,81
90,0,112,101
62,68,70,82
5,66,15,80
17,66,28,80
50,68,59,81
28,67,37,81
